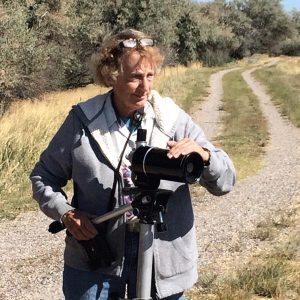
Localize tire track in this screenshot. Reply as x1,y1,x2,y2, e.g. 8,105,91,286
192,68,239,141
193,65,300,273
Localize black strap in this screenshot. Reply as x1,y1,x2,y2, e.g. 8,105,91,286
109,111,144,209
72,104,144,210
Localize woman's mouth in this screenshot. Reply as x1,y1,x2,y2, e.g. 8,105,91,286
134,94,147,101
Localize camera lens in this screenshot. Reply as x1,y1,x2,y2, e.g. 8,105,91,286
186,162,194,173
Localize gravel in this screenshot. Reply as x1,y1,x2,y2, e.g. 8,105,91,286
1,63,299,299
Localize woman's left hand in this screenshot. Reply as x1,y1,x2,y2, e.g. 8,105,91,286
167,138,210,163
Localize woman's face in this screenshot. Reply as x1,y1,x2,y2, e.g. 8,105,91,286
112,51,155,117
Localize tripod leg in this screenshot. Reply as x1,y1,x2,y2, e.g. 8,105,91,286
135,223,154,300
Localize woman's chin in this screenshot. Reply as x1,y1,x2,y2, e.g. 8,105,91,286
133,97,147,107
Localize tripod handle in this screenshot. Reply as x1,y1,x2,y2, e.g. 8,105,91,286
91,204,133,224
48,220,65,233
48,204,133,234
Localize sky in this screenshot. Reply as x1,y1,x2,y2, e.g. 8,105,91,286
197,1,300,12
282,0,300,12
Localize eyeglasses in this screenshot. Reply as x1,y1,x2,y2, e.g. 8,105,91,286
120,38,155,48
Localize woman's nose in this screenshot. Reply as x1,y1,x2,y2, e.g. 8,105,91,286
139,77,150,91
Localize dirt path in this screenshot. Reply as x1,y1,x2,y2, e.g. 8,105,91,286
193,65,300,273
0,212,64,299
0,65,299,299
193,68,239,141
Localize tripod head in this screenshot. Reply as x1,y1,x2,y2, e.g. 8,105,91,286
123,186,171,232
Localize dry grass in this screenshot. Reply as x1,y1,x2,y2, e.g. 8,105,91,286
235,54,274,68
155,63,213,111
187,202,300,300
218,69,269,180
253,56,300,127
249,209,296,242
0,84,106,218
276,56,300,75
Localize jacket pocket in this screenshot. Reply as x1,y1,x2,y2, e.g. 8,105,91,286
155,227,198,279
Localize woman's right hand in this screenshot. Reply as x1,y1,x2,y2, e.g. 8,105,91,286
62,209,98,240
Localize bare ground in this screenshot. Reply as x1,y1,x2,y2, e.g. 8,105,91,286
0,65,299,299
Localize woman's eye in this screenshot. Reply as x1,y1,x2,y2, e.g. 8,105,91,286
129,75,139,81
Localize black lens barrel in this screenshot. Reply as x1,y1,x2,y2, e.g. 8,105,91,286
131,146,204,184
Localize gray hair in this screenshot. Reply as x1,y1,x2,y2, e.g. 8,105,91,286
90,29,164,87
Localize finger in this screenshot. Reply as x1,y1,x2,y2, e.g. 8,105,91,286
168,139,192,158
72,217,97,240
83,220,98,237
72,228,91,241
70,223,96,240
80,228,95,240
64,216,84,237
167,139,186,156
64,218,79,232
167,140,177,148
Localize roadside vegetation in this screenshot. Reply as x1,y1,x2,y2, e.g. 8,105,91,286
187,203,300,300
253,57,300,127
156,64,216,111
0,84,105,219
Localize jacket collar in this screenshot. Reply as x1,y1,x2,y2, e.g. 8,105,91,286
77,90,181,169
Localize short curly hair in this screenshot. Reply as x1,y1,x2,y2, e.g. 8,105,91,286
90,29,164,87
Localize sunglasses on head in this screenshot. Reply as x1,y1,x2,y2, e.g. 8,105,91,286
120,38,155,48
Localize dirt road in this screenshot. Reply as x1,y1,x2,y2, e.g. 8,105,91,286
193,64,300,273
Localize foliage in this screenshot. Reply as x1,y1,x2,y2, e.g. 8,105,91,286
281,37,300,56
102,0,188,65
0,0,300,109
253,63,300,127
175,12,199,66
0,2,78,103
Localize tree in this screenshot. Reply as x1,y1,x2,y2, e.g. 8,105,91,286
102,0,188,64
217,0,253,58
240,0,293,54
194,1,239,65
175,12,199,66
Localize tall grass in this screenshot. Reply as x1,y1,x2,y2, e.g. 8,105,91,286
253,58,300,128
0,84,105,219
0,65,211,219
218,69,269,180
155,63,215,111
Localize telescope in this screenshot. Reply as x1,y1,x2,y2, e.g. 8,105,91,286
130,129,204,189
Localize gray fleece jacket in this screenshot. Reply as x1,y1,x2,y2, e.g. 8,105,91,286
30,90,236,298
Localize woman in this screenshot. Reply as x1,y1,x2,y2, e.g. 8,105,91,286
30,29,236,300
